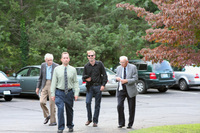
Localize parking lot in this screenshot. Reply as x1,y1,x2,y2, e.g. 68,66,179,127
0,87,200,133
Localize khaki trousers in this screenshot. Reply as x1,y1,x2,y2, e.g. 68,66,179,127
40,80,56,123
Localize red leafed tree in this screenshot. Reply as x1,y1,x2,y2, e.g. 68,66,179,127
117,0,200,67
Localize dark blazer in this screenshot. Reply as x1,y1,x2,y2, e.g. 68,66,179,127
37,62,58,90
116,63,138,98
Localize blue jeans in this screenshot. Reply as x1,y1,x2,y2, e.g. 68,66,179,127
86,85,102,123
55,89,74,130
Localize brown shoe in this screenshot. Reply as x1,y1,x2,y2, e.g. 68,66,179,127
85,120,92,126
93,123,97,127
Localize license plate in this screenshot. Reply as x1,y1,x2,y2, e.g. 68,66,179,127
161,74,169,78
3,91,11,95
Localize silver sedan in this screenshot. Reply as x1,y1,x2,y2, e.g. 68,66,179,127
173,66,200,90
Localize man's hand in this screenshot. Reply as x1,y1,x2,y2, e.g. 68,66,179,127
36,88,39,95
116,77,121,81
51,96,55,101
74,96,78,101
100,86,105,91
121,79,128,84
86,77,91,82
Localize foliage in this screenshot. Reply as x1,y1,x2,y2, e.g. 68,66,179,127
20,18,29,67
0,0,159,73
117,0,200,67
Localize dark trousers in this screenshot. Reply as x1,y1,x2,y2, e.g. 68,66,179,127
117,88,136,127
55,89,74,130
86,85,102,123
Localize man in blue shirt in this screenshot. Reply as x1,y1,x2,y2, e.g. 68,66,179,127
36,53,58,126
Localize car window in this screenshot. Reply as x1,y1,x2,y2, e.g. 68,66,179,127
76,68,84,75
152,60,173,72
185,66,200,72
172,67,183,71
134,64,139,69
30,67,40,76
137,64,147,70
17,68,29,77
0,72,8,81
105,68,115,75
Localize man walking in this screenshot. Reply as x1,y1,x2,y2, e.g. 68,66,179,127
82,50,108,127
116,56,138,129
51,52,79,133
36,53,58,126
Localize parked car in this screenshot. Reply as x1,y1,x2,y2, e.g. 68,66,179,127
172,66,200,91
76,67,87,94
129,60,175,94
0,71,22,101
75,67,118,96
9,65,41,97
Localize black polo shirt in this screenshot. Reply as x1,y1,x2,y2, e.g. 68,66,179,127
83,60,108,87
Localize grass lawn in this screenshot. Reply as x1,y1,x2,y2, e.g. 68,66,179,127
130,124,200,133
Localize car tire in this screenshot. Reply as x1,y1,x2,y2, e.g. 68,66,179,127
4,96,13,101
179,79,189,91
136,80,147,94
109,91,116,96
158,87,168,92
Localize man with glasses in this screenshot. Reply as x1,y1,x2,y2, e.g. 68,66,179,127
36,53,58,126
116,56,138,129
82,50,108,127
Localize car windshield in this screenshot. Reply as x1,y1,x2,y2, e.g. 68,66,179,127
0,72,9,81
152,60,173,72
105,68,115,75
76,68,84,75
185,66,200,72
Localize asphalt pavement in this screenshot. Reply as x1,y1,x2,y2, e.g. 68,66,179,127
0,89,200,133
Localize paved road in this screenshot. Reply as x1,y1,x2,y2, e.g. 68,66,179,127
0,88,200,133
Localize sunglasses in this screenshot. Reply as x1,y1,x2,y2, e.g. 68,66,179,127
87,55,94,57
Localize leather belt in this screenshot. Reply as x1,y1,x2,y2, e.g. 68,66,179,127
56,88,72,92
92,83,101,86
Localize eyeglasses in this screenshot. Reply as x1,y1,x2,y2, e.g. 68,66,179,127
87,55,94,57
119,62,126,64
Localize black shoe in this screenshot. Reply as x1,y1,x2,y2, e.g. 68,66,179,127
69,128,73,132
118,125,125,128
43,115,50,124
57,130,63,133
93,123,98,127
127,126,132,129
49,122,57,126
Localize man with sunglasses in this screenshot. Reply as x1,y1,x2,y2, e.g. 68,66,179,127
82,50,108,127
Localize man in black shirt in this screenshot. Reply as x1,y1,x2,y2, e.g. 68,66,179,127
82,50,108,127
